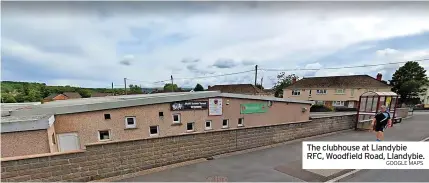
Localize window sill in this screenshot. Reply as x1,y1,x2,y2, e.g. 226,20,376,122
98,139,112,142
238,125,245,127
125,127,138,130
204,128,213,131
186,130,196,133
222,127,229,129
171,123,182,126
149,134,159,137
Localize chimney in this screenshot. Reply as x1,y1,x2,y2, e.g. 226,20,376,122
376,73,382,81
292,77,297,84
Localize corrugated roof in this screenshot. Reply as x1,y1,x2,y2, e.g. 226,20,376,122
63,92,82,99
207,84,268,95
285,75,390,89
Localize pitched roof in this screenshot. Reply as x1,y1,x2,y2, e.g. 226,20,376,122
63,92,82,99
207,84,267,95
285,75,391,89
44,93,61,100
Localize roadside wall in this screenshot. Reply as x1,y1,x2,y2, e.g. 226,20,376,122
1,115,355,182
1,130,50,158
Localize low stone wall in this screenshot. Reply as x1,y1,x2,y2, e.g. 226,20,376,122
1,115,355,182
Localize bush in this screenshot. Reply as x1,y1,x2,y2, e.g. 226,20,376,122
310,104,334,112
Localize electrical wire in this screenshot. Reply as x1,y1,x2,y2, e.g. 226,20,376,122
260,58,429,72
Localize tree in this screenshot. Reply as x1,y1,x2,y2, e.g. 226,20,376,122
128,85,142,94
1,93,16,103
77,89,92,98
194,84,204,91
273,72,299,98
390,61,429,104
164,83,178,92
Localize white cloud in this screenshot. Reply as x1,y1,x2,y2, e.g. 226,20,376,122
2,2,429,88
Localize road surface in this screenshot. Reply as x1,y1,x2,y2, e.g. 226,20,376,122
118,112,429,182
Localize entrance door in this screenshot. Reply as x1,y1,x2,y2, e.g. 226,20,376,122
58,133,80,152
348,101,355,108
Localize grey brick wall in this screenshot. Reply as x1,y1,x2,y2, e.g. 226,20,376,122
1,115,355,182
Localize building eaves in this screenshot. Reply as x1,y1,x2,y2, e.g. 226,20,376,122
1,114,54,133
220,93,314,105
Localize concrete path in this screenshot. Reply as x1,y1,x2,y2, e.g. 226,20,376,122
118,112,429,182
339,112,429,182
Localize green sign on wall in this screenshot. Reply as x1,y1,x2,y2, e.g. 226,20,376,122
240,103,268,114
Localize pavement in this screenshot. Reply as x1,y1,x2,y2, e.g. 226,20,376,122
118,112,429,182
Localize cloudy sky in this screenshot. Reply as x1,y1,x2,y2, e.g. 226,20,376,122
2,1,429,89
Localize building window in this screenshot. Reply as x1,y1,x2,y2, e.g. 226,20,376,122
159,112,164,117
335,89,345,94
52,134,56,144
309,90,312,96
222,119,229,129
149,126,159,136
187,122,195,132
104,114,111,120
316,89,327,94
172,114,181,124
238,118,244,127
333,101,345,106
315,101,325,105
292,90,301,96
205,120,212,130
125,117,137,129
351,89,355,96
98,130,111,141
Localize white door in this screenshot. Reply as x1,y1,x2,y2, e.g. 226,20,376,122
58,133,80,152
348,101,355,108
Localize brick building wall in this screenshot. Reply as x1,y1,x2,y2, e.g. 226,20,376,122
54,97,310,149
1,130,50,158
1,115,355,182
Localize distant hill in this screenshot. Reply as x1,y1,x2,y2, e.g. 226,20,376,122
1,81,122,103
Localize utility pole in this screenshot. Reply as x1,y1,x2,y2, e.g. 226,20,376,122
254,65,258,86
111,82,114,96
124,78,127,95
171,75,174,92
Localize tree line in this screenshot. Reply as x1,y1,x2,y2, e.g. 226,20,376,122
1,81,207,103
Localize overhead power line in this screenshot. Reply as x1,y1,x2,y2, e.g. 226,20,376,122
125,69,254,84
260,58,429,72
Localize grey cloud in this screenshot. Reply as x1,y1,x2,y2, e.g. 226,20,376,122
181,58,200,63
241,60,257,66
119,55,135,66
119,60,131,66
186,64,198,71
213,59,239,69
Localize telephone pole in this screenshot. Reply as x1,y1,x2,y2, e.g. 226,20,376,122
171,75,174,92
254,65,258,86
124,78,127,95
111,82,114,96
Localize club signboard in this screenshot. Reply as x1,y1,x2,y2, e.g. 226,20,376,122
209,98,223,116
171,101,208,111
240,103,268,114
